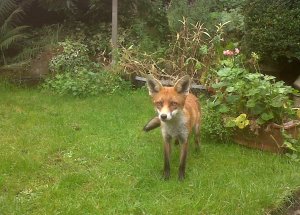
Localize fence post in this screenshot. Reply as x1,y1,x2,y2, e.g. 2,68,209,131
112,0,118,65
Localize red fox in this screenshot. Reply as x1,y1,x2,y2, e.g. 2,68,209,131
145,75,201,180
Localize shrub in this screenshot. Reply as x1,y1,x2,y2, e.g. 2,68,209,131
208,49,297,132
243,0,300,61
201,103,233,141
167,0,246,38
49,39,90,73
43,67,129,97
44,39,129,97
204,48,300,153
167,0,216,33
210,68,295,125
61,21,112,58
128,19,169,54
135,0,170,40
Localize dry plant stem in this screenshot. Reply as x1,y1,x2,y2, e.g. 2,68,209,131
119,17,227,83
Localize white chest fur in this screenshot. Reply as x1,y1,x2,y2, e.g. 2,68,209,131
161,111,188,142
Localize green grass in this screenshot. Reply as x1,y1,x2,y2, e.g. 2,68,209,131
0,85,300,215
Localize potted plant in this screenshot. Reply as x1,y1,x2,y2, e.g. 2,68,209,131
206,50,300,153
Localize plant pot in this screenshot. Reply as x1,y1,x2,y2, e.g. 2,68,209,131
233,120,300,153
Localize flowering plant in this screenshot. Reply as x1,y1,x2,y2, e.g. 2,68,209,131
207,48,298,133
225,114,250,129
223,48,240,56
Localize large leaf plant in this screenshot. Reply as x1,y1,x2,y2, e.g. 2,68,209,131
0,0,28,65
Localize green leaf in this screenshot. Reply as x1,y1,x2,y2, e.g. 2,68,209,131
261,112,274,121
292,89,300,96
245,73,262,80
199,45,208,55
217,68,231,77
208,98,222,108
212,82,226,89
226,87,235,93
220,60,233,68
251,104,265,115
256,118,266,125
226,95,239,104
195,61,202,70
218,104,230,113
224,118,236,127
270,98,283,107
264,75,276,81
246,99,256,108
246,88,259,96
283,141,297,152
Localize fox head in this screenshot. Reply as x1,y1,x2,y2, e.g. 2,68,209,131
146,75,191,122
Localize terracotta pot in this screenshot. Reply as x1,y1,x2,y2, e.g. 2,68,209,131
233,120,300,153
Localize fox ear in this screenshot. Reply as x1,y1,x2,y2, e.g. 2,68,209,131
146,75,163,96
174,75,191,95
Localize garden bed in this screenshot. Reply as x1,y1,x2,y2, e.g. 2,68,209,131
234,121,300,153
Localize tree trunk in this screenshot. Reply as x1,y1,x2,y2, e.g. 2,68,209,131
112,0,118,65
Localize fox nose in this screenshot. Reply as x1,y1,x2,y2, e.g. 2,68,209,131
160,114,167,120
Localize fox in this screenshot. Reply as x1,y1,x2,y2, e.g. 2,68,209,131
145,75,201,180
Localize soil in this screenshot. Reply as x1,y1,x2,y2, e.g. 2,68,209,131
30,50,53,78
271,190,300,215
0,50,53,86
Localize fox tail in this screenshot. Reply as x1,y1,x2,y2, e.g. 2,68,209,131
143,117,161,132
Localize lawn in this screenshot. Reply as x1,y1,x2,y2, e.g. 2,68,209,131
0,85,300,215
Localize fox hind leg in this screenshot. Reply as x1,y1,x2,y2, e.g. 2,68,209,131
194,123,200,152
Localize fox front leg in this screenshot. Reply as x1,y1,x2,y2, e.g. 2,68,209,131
178,141,188,181
163,135,172,180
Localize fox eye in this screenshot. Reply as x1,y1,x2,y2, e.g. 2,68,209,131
170,101,178,107
155,101,163,108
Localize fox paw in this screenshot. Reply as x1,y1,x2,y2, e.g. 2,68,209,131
163,171,170,180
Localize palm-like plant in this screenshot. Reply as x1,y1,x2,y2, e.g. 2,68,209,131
0,0,28,65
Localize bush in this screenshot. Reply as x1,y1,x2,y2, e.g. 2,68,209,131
201,103,233,141
167,0,246,38
243,0,300,60
44,39,129,97
43,68,129,97
129,20,167,54
204,48,300,153
49,39,90,73
167,0,215,33
208,50,297,131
